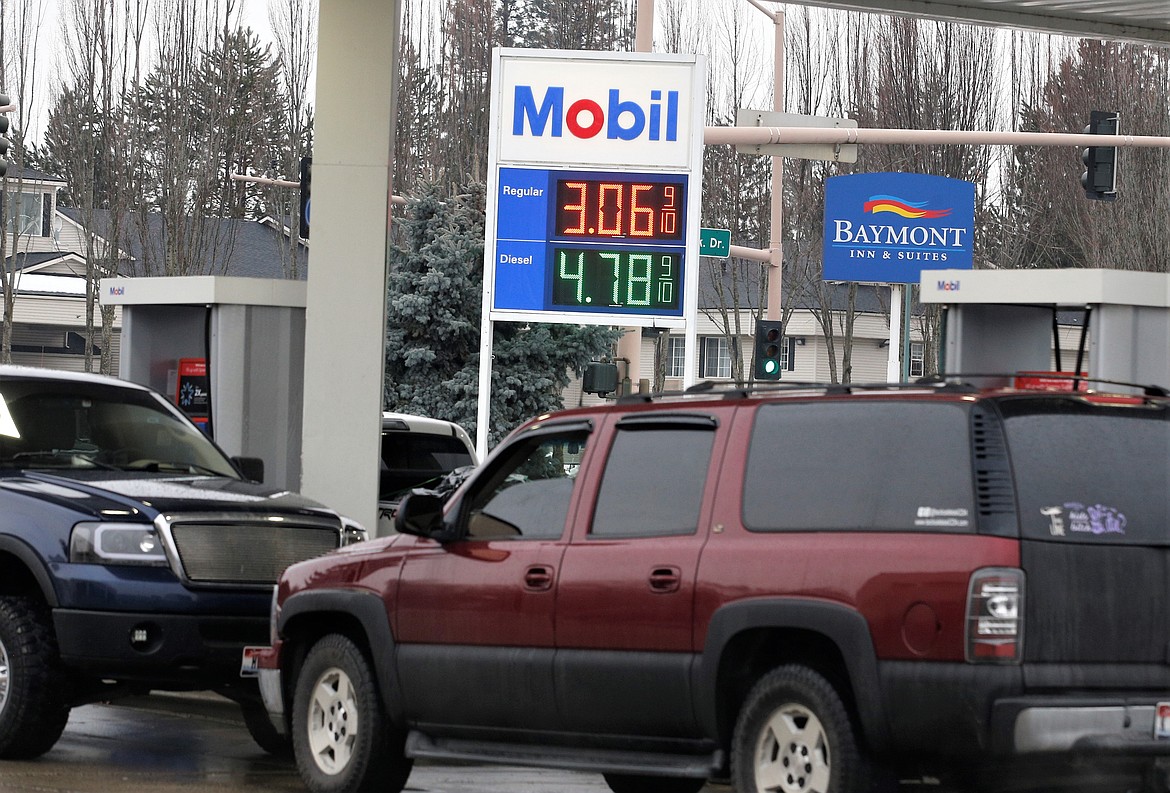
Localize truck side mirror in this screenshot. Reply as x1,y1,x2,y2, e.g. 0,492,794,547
232,456,264,483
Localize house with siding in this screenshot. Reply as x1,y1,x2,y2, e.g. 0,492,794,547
0,168,306,373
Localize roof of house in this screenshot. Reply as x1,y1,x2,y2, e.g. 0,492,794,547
3,166,67,184
58,207,307,280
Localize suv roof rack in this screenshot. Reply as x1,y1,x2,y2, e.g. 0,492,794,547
616,378,978,405
917,373,1170,399
616,373,1170,405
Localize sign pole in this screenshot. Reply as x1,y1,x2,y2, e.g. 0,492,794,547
887,284,902,383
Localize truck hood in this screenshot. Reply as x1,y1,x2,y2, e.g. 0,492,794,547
0,470,338,521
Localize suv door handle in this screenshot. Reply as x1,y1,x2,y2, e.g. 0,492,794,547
524,565,554,591
649,566,681,593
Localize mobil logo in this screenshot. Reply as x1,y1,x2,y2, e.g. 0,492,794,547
512,85,679,142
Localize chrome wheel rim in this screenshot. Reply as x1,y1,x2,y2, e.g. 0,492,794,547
0,636,8,715
306,666,359,775
753,703,831,793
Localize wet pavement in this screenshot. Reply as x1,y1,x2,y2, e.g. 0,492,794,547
0,693,722,792
1,693,1159,792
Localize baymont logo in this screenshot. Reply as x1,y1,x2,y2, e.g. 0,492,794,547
108,286,125,296
937,280,960,291
864,195,952,219
512,86,679,142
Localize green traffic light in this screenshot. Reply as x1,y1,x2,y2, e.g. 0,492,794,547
764,360,778,374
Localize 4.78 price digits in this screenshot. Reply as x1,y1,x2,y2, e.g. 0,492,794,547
553,248,679,311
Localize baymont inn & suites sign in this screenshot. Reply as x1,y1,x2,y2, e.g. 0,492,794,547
823,173,975,284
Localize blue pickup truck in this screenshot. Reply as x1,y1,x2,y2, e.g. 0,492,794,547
0,365,364,758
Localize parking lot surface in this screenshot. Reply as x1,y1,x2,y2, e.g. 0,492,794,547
0,693,722,793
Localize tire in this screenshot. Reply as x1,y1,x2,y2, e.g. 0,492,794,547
291,634,412,793
603,772,708,793
0,596,72,759
240,698,292,758
731,665,863,793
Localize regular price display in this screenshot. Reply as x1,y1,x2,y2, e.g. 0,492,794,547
555,178,684,241
552,248,680,311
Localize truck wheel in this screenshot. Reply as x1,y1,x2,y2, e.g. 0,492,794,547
0,596,71,759
731,665,863,793
240,698,292,758
603,773,708,793
292,634,412,793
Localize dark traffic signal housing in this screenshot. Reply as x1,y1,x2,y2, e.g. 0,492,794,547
0,94,12,178
1081,111,1119,202
298,156,312,238
753,319,784,381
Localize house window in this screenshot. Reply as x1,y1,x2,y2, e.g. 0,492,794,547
5,191,43,236
667,336,686,378
780,337,797,372
910,341,925,378
701,336,731,379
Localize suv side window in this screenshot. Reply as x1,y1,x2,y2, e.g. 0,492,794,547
590,417,716,538
465,431,587,541
744,401,975,532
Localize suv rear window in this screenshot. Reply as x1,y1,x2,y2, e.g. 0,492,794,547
744,400,975,532
1001,398,1170,546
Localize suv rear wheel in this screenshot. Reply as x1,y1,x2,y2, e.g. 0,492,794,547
292,634,412,793
731,665,863,793
0,596,71,759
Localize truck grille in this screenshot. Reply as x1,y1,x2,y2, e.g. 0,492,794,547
169,521,339,584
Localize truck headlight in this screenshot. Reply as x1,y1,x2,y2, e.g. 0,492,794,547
70,522,169,566
340,517,368,546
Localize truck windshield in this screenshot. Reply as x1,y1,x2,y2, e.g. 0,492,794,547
0,379,239,478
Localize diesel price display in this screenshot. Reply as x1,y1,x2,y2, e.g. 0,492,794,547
492,167,689,321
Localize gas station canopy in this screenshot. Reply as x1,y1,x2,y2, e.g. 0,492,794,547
800,0,1170,45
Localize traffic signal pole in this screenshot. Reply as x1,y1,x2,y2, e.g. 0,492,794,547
704,125,1170,150
708,121,1170,382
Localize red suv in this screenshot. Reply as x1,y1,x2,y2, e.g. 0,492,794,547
252,379,1170,793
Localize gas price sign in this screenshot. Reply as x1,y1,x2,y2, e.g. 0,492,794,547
485,49,705,329
493,167,688,319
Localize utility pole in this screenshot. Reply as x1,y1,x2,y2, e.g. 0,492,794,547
612,0,659,396
745,1,785,323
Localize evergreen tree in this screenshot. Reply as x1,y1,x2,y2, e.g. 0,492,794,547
197,28,289,219
385,181,622,447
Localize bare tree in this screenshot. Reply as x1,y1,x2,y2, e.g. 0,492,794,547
0,0,47,364
268,0,316,278
997,39,1170,272
844,13,1004,377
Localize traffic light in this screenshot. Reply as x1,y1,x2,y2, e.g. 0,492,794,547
298,156,312,238
0,94,12,178
753,319,784,381
1081,111,1118,202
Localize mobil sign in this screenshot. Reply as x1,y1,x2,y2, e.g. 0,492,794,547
492,49,703,170
823,173,975,284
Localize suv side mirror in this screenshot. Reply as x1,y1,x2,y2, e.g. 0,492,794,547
395,492,447,538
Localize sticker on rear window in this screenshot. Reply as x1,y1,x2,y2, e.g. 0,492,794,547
1041,503,1127,537
914,506,969,528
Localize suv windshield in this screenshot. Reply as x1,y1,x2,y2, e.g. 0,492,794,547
0,379,239,477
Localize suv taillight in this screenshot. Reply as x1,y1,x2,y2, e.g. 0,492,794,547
965,567,1025,664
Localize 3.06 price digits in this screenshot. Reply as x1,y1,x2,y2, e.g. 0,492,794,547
556,179,683,241
553,249,680,310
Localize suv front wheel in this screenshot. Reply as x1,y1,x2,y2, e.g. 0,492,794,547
731,665,863,793
292,634,412,793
